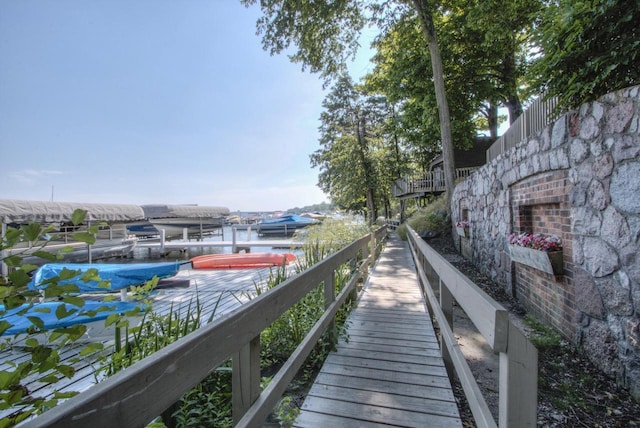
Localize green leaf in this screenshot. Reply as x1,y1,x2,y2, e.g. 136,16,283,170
31,346,53,364
38,374,60,384
26,316,44,330
5,388,25,406
21,223,43,242
72,232,96,245
31,251,57,262
2,255,23,268
56,365,76,379
0,371,14,389
55,304,78,320
71,209,87,226
2,294,26,310
60,296,85,308
24,338,39,347
52,325,86,342
105,313,120,327
79,342,104,356
7,270,32,289
0,321,11,336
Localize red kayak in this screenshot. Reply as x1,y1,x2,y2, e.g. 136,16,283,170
190,253,297,269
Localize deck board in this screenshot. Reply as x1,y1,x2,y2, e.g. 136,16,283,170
295,235,462,427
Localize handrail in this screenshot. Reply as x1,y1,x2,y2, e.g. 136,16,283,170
23,227,387,428
391,167,478,198
406,226,537,428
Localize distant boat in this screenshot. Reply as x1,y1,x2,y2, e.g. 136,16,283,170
255,214,319,236
190,253,296,269
29,262,181,293
141,204,229,239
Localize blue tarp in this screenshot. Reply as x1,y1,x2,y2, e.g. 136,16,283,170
0,301,144,336
28,262,180,293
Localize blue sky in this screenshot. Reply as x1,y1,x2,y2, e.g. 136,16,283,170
0,1,374,212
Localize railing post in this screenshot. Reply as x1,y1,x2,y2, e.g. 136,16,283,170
324,272,336,342
499,325,538,427
233,336,261,425
232,227,237,253
439,278,455,380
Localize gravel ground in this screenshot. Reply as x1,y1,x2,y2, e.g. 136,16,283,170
426,233,640,427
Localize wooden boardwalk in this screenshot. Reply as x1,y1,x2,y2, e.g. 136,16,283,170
295,235,462,427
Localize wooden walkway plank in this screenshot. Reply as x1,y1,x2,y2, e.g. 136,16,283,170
295,235,462,427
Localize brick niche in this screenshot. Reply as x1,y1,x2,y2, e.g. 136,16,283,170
510,170,577,339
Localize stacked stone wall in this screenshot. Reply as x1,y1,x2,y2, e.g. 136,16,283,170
452,85,640,398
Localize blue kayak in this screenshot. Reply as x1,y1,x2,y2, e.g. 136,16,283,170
0,301,144,336
28,262,180,293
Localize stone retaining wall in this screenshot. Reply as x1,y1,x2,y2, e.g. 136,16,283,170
452,85,640,398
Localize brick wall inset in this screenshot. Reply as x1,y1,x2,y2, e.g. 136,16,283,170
511,170,577,339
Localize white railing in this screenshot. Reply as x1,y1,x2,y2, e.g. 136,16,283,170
407,226,538,428
391,167,478,198
487,95,559,162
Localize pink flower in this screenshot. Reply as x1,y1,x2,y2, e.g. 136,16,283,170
509,232,561,251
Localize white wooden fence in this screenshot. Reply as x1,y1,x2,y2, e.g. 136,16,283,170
407,226,538,427
486,95,559,162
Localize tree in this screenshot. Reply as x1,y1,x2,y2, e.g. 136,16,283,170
529,0,640,110
310,75,390,223
242,0,458,214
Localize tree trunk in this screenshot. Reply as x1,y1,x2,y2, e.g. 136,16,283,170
357,114,377,225
411,0,455,216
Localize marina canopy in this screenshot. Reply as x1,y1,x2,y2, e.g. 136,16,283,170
141,204,230,219
0,199,145,224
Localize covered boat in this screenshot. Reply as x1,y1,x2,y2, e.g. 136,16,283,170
190,253,296,269
0,301,144,337
141,204,230,239
255,214,319,236
29,262,180,293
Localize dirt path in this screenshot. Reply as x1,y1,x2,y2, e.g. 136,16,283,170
427,234,640,427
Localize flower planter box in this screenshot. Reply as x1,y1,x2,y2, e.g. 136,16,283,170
509,245,563,275
456,226,469,238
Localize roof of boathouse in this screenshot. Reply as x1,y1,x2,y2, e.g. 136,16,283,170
0,199,145,224
141,204,230,219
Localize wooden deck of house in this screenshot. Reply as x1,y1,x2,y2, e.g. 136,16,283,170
295,236,462,427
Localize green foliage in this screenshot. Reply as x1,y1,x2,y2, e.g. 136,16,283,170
396,195,449,240
0,209,127,426
311,75,397,221
241,0,366,84
529,0,640,110
524,314,561,350
171,364,233,428
274,396,300,427
97,296,205,377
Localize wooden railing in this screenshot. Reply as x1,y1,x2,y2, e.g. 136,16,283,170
406,226,538,428
23,227,387,428
392,167,478,198
486,95,559,163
